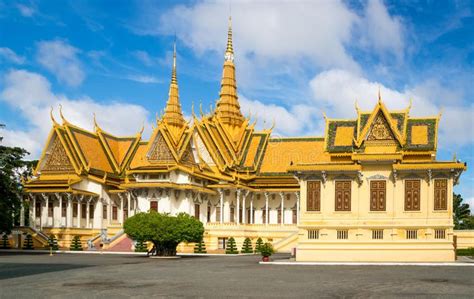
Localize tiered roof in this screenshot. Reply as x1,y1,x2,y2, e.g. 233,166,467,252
25,19,466,194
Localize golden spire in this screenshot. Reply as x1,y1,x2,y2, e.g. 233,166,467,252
162,41,185,128
215,16,244,127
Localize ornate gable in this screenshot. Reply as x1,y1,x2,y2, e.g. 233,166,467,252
147,131,176,163
42,135,75,172
366,112,396,142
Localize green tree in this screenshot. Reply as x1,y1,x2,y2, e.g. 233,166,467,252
47,235,59,250
225,237,238,254
255,237,264,253
70,236,83,251
241,237,253,253
194,239,207,254
134,240,148,252
23,234,34,250
0,124,37,233
1,234,10,249
124,212,204,256
453,193,471,229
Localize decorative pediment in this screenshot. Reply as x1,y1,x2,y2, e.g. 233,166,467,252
355,101,404,148
147,131,176,163
42,135,75,172
366,112,396,142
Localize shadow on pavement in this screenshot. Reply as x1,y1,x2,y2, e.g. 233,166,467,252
0,263,91,280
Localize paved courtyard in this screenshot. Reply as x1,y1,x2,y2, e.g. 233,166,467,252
0,252,473,298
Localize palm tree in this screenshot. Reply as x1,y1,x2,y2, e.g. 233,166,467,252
453,193,471,229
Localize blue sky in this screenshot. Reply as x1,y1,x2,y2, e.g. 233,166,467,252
0,0,472,204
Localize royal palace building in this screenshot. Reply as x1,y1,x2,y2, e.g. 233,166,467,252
20,18,466,261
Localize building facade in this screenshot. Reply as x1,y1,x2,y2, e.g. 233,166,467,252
21,19,466,261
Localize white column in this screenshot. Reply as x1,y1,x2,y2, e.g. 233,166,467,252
242,192,246,224
236,189,241,226
77,198,81,228
20,197,25,226
127,192,131,217
67,195,72,228
250,195,254,224
32,195,36,228
44,195,49,228
120,194,124,225
107,201,111,226
86,199,90,228
280,192,284,226
219,189,224,224
264,192,269,225
295,192,300,225
59,195,63,227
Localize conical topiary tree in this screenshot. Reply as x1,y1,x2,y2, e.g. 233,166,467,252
194,239,207,254
225,237,238,254
255,237,264,253
47,235,59,250
135,239,148,252
23,234,34,250
1,234,11,249
241,237,253,253
70,236,83,251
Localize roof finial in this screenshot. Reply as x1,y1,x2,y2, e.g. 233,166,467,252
50,106,58,126
355,99,360,114
171,39,177,85
199,101,204,117
225,16,234,61
378,87,382,103
407,98,412,111
93,113,100,131
59,104,68,124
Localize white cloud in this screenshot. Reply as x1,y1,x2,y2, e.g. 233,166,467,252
149,1,360,70
360,0,404,58
36,40,85,87
16,4,35,17
239,95,321,137
309,69,474,147
0,47,25,64
126,74,161,84
0,69,152,158
132,50,154,66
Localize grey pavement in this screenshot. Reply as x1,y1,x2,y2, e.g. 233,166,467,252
0,252,473,298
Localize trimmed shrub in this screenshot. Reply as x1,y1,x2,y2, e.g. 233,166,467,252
225,237,238,254
260,242,274,257
23,234,34,250
255,237,264,253
70,236,83,251
457,247,474,256
47,235,59,250
194,239,207,254
241,237,253,253
0,234,10,249
135,240,148,252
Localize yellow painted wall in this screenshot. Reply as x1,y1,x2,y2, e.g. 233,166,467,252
297,164,455,262
454,230,474,249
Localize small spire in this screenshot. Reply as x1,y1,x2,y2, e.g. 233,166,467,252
225,16,234,62
162,42,185,128
215,15,244,126
171,40,177,85
378,87,382,103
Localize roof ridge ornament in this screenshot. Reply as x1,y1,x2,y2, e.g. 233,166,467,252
59,104,68,124
50,106,59,126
